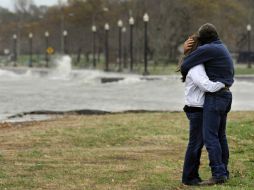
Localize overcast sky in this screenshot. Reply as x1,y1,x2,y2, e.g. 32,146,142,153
0,0,62,11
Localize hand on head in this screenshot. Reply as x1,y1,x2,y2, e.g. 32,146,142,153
184,37,195,55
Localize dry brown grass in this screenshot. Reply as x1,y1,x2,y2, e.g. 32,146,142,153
0,112,253,189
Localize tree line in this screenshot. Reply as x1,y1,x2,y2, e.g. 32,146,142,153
0,0,253,64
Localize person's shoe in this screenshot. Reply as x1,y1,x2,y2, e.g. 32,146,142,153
199,176,227,186
183,177,202,186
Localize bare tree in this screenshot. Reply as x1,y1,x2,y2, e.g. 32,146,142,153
14,0,34,13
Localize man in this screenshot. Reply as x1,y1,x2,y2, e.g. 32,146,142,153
181,23,234,185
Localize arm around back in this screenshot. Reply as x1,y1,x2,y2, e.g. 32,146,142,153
189,65,225,92
181,45,214,76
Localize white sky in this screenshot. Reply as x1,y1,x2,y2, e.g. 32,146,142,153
0,0,62,11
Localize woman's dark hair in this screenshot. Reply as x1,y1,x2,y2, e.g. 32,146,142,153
177,34,200,82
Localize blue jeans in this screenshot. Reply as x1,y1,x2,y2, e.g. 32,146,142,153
182,111,204,183
203,91,232,179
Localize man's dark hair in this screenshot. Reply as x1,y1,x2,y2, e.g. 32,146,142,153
198,23,219,45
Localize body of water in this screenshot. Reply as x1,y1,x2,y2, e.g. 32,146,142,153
1,56,254,120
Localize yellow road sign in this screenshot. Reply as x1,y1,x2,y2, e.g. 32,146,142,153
47,47,54,55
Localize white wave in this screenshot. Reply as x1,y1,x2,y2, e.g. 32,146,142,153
74,69,105,84
0,68,41,80
0,69,20,79
117,77,143,84
49,55,72,80
23,69,40,78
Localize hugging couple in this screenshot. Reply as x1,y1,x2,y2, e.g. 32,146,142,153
180,23,234,186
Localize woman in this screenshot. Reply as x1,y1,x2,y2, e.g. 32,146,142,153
179,34,225,186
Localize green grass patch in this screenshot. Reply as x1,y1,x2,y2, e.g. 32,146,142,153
3,53,254,76
0,112,253,189
234,64,254,75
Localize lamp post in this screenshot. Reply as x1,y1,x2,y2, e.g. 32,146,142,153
28,33,33,67
45,31,50,67
122,27,127,68
118,19,123,72
13,34,17,67
59,0,74,54
104,23,110,71
92,25,97,68
129,17,134,71
63,30,68,54
247,24,252,68
143,13,149,75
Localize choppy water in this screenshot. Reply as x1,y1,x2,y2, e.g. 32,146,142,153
0,56,254,120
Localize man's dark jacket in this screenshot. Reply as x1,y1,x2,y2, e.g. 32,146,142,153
181,40,234,87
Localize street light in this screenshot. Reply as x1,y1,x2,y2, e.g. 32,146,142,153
45,31,50,67
28,33,33,67
104,23,110,71
92,25,97,68
118,19,123,72
143,13,149,75
129,17,135,71
60,7,74,54
247,24,252,68
122,27,127,68
63,30,68,54
13,34,17,67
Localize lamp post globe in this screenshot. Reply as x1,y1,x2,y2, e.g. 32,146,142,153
129,17,135,25
143,13,149,22
105,23,110,31
92,25,97,32
247,24,252,31
103,7,109,12
118,20,123,28
29,33,33,38
13,34,17,39
63,30,68,36
45,31,50,37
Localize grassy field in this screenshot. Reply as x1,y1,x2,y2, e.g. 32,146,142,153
131,63,254,75
0,112,253,190
233,64,254,75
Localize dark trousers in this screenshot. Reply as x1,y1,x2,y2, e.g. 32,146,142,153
203,91,232,179
182,111,204,183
